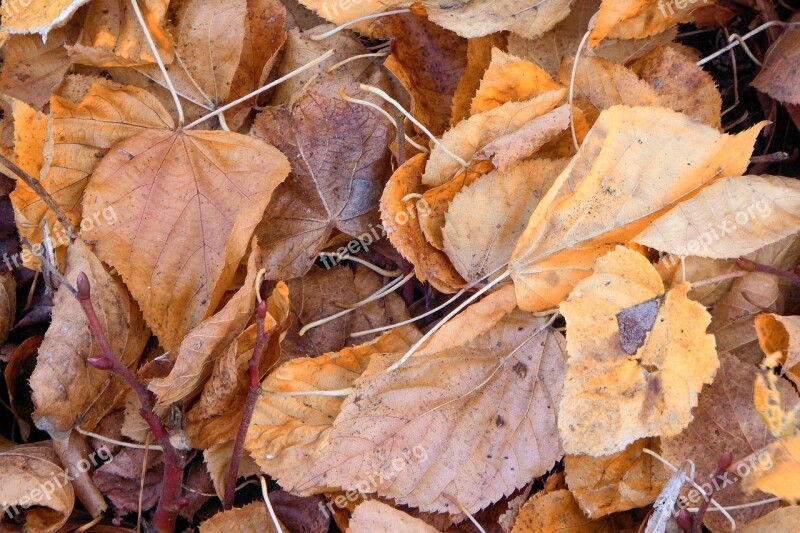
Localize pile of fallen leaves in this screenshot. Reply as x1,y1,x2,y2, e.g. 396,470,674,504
0,0,799,531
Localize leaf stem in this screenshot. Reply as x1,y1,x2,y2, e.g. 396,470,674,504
224,301,269,509
75,273,184,532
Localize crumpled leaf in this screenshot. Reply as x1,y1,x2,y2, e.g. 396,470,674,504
10,81,175,269
0,271,15,345
372,12,466,136
293,285,567,514
0,26,79,109
199,501,284,533
148,242,262,406
280,265,412,361
67,0,174,67
443,158,567,284
470,48,563,115
0,0,90,37
742,433,800,503
380,153,465,293
450,33,507,125
756,314,800,379
422,88,565,187
590,0,701,46
0,443,75,533
246,326,421,491
29,240,150,438
510,489,622,532
251,81,392,280
634,175,800,258
508,105,763,313
82,127,289,349
558,246,718,456
349,501,437,533
661,351,794,531
187,282,291,449
564,438,669,518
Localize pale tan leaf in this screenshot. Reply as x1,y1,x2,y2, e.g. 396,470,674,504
30,240,149,438
199,501,283,533
634,175,800,259
204,440,261,500
740,506,800,533
443,158,567,284
425,0,572,39
590,0,699,45
508,105,763,313
82,128,289,349
245,327,421,491
558,246,718,456
293,285,567,514
349,501,438,533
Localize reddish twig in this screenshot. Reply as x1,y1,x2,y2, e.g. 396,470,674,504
691,451,734,533
224,301,269,509
76,273,185,533
736,257,800,286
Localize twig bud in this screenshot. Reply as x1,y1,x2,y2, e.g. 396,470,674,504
87,356,113,370
76,272,91,300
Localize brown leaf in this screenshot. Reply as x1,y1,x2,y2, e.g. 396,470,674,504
380,154,466,293
30,240,150,437
349,501,438,532
148,242,262,406
246,327,421,491
450,33,506,125
558,246,718,456
280,265,412,361
373,12,467,136
0,443,75,533
251,82,392,280
199,501,284,533
564,438,669,518
0,26,79,109
293,285,566,514
752,14,800,106
661,352,794,531
442,158,567,284
203,440,261,499
82,128,289,349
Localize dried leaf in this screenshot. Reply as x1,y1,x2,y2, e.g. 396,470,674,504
380,153,466,292
564,438,669,517
251,82,391,280
740,506,800,532
199,501,283,533
558,246,718,456
30,240,149,437
510,489,619,532
661,352,794,531
67,0,174,67
742,433,800,504
148,242,262,406
756,314,800,376
752,14,800,106
0,271,15,345
634,175,800,258
293,285,567,514
203,440,261,499
443,158,567,284
0,443,75,533
246,327,421,491
82,128,289,349
509,105,763,312
0,0,90,37
349,501,438,533
590,0,699,45
373,12,467,136
422,89,565,187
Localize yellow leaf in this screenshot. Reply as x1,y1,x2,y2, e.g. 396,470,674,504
511,489,622,532
0,0,90,37
292,285,567,514
558,246,718,456
742,433,800,504
634,175,800,258
199,501,283,533
508,105,763,312
740,506,800,532
589,0,701,46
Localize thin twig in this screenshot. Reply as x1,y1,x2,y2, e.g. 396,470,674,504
0,154,75,238
737,257,800,286
224,301,269,509
20,237,77,295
